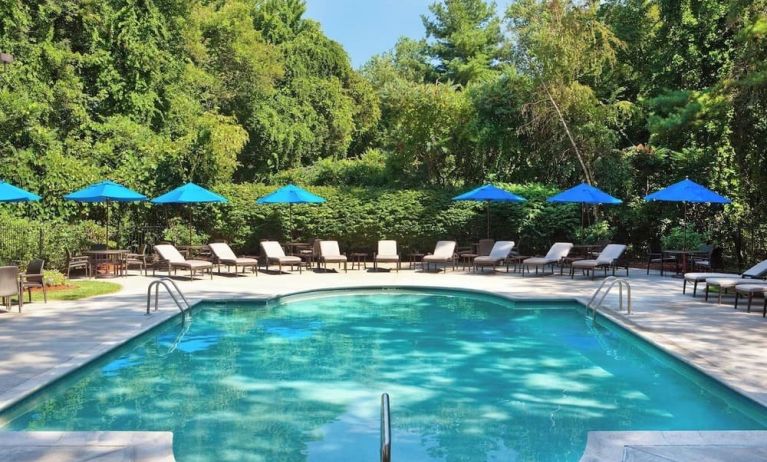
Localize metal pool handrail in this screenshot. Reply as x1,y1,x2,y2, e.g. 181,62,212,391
381,393,391,462
588,276,631,319
146,278,191,318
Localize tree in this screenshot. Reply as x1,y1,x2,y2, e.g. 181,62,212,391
422,0,503,85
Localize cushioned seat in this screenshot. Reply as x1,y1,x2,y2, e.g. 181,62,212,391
261,241,303,273
209,242,259,276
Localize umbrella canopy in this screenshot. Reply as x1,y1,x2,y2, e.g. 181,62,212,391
547,183,622,205
0,181,41,202
453,184,527,203
152,183,227,246
644,178,731,204
151,182,227,204
256,184,326,205
256,185,326,240
453,184,526,238
65,180,147,247
64,180,147,202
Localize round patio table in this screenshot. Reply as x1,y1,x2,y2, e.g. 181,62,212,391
85,250,129,278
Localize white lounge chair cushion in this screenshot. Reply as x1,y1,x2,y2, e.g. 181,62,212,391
319,241,343,257
376,254,400,262
261,241,287,258
432,241,457,259
571,259,599,269
523,257,555,265
735,284,767,294
474,241,515,265
544,242,573,260
209,243,238,261
155,244,186,263
224,257,259,265
274,256,301,264
706,278,767,289
378,240,397,256
595,244,626,265
743,260,767,278
684,272,738,282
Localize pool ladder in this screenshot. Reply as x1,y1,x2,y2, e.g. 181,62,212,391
146,278,191,318
588,276,631,319
380,393,391,462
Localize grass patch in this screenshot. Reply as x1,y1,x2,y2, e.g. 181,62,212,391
28,280,122,302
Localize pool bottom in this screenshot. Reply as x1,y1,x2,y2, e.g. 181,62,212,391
2,288,767,462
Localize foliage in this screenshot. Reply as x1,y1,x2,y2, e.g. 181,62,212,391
660,227,707,252
162,217,209,246
575,221,616,245
43,270,67,287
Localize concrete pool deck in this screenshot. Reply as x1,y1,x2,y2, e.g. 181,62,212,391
0,266,765,461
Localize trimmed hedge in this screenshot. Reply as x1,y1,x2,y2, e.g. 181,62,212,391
206,183,580,255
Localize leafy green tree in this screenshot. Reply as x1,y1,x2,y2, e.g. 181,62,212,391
423,0,503,85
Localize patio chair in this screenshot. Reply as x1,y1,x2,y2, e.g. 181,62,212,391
691,246,723,272
20,259,46,304
570,244,628,279
318,240,347,272
124,244,148,276
701,260,767,303
473,241,515,272
260,241,303,273
646,243,677,275
521,242,573,276
153,244,213,280
0,266,22,312
65,248,90,279
374,240,401,272
684,259,767,297
422,241,457,272
734,284,767,316
209,242,259,276
477,239,495,256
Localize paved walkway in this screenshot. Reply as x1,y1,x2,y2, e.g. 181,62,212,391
0,266,765,460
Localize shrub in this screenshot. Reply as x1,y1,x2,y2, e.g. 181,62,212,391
162,217,209,246
43,269,67,287
661,226,707,250
575,221,615,244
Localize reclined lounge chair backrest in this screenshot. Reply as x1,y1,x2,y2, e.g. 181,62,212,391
433,241,456,258
260,241,286,258
209,243,237,261
0,266,19,298
378,240,398,256
489,241,515,260
743,259,767,278
155,244,186,263
544,242,573,260
596,244,627,265
320,241,342,257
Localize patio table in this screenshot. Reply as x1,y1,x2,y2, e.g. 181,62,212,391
662,249,705,276
85,250,129,278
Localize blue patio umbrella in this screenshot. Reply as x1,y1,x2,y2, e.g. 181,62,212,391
256,184,326,239
547,183,622,231
0,181,41,202
547,183,622,205
453,184,527,238
645,178,731,249
152,183,228,245
65,180,147,247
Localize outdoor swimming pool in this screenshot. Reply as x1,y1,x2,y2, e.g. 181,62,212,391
2,288,766,461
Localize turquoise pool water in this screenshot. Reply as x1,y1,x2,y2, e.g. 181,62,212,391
2,289,767,461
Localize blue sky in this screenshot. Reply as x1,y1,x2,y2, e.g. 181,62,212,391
304,0,511,68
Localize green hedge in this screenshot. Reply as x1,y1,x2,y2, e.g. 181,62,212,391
207,183,580,255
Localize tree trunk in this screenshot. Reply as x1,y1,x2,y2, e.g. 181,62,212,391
543,84,593,185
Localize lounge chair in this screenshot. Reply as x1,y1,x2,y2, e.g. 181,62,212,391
733,284,767,316
153,244,213,280
20,259,46,304
684,259,767,297
474,241,515,272
374,240,401,272
0,266,21,312
705,277,767,304
521,242,573,276
422,241,457,272
209,242,259,276
570,244,628,279
260,241,303,273
124,244,148,276
318,240,347,272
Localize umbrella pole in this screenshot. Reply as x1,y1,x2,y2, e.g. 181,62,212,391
486,202,490,239
684,201,688,251
289,203,293,241
188,206,193,246
105,200,109,249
